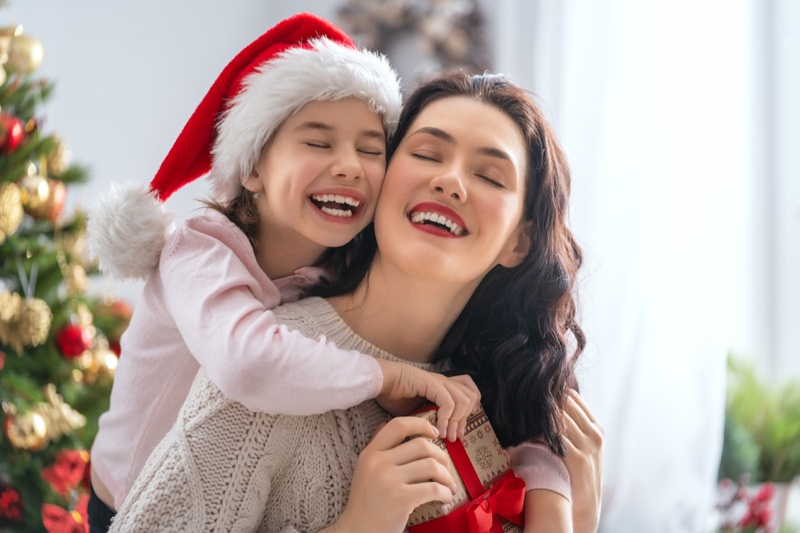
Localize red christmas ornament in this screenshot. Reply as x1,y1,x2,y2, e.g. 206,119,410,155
0,350,5,372
56,324,94,358
41,450,90,497
0,482,23,528
42,495,89,533
0,113,24,153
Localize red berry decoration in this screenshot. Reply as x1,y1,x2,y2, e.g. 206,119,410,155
56,324,94,358
0,482,23,528
0,113,24,153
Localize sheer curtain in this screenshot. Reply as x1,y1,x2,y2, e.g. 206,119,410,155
485,1,763,531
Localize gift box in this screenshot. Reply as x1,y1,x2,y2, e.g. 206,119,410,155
406,404,525,533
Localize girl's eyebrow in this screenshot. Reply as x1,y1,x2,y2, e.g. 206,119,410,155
296,121,385,140
409,126,513,162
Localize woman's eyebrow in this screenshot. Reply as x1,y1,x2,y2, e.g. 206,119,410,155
409,126,455,143
410,126,512,162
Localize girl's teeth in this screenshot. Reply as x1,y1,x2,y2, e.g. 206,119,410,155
321,206,353,217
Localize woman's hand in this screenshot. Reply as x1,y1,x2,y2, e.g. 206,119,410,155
563,389,604,533
375,359,481,442
323,417,456,533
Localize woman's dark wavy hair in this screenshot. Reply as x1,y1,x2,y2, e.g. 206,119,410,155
314,70,585,455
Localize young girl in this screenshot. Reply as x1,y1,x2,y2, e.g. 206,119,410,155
107,71,601,532
86,13,480,531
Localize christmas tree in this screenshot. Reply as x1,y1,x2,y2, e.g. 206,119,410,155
0,21,131,533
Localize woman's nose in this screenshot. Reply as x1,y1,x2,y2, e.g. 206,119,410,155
430,168,467,202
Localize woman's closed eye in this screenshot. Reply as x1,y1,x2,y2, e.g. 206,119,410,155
411,152,440,162
478,174,505,189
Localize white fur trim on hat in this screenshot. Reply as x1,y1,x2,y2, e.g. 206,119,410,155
208,37,402,203
87,182,175,280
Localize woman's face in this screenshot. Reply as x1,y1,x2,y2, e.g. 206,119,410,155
373,95,530,289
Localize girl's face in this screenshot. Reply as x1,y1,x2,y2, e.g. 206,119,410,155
244,97,387,248
374,95,530,289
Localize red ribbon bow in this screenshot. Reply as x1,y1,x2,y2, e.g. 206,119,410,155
465,472,526,533
408,471,525,533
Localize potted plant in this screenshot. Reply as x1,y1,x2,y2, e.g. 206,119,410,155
717,356,800,532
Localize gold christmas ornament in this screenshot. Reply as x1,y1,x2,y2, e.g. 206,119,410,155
61,228,88,263
17,165,50,211
3,409,48,451
0,289,22,350
0,296,53,353
6,29,44,74
0,25,19,65
0,182,24,243
64,264,88,295
34,384,86,440
93,345,118,379
46,135,72,175
0,66,6,86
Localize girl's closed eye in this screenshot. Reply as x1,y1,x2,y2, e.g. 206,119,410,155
358,146,384,156
305,141,331,149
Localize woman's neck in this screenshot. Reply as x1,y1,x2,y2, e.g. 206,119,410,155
328,253,479,364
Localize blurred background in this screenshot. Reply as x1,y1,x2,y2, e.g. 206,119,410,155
1,0,798,531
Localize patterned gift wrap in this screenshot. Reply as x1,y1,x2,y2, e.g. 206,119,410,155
406,404,525,533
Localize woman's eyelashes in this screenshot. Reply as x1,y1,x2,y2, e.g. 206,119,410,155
478,174,505,189
411,151,440,162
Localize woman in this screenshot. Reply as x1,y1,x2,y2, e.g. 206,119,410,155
109,71,601,532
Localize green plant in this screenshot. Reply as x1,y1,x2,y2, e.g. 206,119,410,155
720,357,800,483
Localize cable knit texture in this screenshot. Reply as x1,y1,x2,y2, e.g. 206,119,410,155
109,297,436,532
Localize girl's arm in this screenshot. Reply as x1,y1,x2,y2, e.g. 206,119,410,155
161,213,477,435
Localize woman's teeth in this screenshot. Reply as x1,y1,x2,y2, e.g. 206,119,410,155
410,211,464,236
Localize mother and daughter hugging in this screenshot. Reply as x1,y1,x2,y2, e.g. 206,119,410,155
86,12,603,533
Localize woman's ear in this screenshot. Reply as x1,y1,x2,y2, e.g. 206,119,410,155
498,220,533,268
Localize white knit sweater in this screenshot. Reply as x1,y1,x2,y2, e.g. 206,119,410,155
109,297,569,532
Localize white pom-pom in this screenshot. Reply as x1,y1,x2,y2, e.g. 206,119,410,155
87,183,175,281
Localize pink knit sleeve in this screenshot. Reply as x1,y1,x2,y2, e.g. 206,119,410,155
506,441,572,502
159,213,383,415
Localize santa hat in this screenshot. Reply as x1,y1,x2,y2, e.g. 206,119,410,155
88,12,401,280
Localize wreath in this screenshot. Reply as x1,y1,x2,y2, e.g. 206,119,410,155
336,0,492,79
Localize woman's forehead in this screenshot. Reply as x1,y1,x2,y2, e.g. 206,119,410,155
406,96,527,168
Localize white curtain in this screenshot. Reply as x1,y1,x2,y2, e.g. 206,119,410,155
485,1,765,531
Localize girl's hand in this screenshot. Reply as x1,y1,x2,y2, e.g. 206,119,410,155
563,389,604,533
324,417,456,533
375,359,481,442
